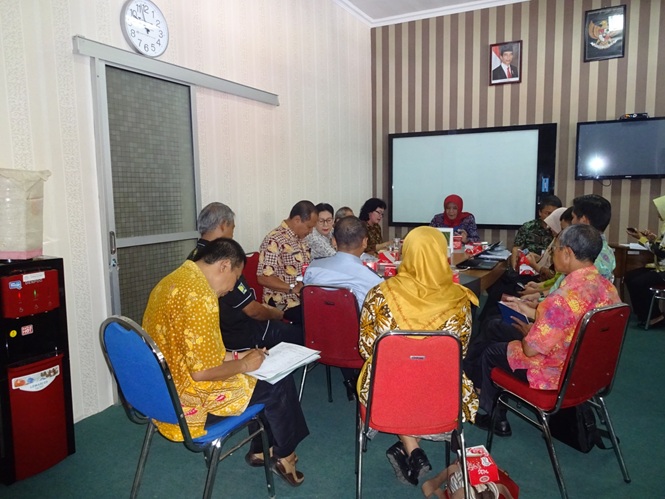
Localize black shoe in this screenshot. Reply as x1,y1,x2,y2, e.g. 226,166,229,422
474,413,512,437
343,379,357,401
386,441,418,486
407,447,432,480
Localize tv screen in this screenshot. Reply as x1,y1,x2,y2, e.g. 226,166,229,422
575,118,665,180
389,124,557,227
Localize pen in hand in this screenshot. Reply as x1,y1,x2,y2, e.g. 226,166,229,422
256,345,269,356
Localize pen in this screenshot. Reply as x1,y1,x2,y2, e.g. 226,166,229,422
257,344,269,356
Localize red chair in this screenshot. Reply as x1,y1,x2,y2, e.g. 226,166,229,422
486,303,631,499
298,285,363,402
242,252,263,303
356,331,469,499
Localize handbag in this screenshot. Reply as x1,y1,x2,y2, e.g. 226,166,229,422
548,402,609,453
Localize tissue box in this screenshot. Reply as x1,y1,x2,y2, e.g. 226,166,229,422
466,445,499,485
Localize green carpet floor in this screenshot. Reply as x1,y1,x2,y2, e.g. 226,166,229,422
2,319,663,498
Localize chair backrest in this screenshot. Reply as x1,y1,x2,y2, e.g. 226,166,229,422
557,303,631,409
242,252,262,303
365,331,462,436
301,285,363,368
100,316,195,444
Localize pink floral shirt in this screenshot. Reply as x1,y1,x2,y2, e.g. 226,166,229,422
507,265,620,389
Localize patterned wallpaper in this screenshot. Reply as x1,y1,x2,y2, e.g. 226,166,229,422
372,0,665,245
0,0,372,421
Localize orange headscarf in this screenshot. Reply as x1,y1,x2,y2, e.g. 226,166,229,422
380,226,478,330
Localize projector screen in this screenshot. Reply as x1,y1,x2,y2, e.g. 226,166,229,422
389,124,557,227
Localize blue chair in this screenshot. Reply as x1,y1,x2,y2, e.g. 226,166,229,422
100,316,275,499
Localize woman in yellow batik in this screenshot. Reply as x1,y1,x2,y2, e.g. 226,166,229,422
357,226,479,487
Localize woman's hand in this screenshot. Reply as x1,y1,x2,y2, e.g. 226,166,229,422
457,229,468,243
523,281,540,291
241,349,266,372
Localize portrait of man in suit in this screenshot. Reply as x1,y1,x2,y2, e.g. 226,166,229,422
490,41,522,85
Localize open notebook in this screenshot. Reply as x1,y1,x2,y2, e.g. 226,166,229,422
245,342,320,384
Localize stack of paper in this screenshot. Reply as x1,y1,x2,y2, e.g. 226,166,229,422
245,342,321,384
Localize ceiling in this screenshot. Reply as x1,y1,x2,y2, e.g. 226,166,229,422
334,0,528,27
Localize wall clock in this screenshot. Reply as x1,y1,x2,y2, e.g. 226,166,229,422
121,0,169,57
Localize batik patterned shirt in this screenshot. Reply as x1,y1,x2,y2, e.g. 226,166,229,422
258,221,311,309
357,286,479,423
365,222,383,255
507,265,620,389
304,229,336,259
142,260,256,441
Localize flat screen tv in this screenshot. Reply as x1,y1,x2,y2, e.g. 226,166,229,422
390,123,557,228
575,118,665,180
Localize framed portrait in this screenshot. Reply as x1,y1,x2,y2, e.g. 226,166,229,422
584,5,626,62
490,40,522,86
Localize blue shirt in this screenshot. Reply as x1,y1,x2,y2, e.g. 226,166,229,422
303,251,384,309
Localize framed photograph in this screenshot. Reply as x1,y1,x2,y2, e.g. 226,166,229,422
584,5,626,62
490,40,522,86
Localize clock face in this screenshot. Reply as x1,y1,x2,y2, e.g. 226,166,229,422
121,0,169,57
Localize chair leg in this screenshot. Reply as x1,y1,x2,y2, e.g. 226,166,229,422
326,365,333,403
202,441,223,499
455,430,470,499
596,396,631,483
645,292,657,330
258,420,277,498
356,424,365,499
131,422,158,499
539,412,568,499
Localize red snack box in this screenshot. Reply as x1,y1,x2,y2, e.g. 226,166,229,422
466,445,499,486
453,235,463,250
384,264,397,277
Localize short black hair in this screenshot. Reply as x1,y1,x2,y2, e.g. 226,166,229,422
558,225,603,263
359,198,387,221
315,203,334,215
333,216,367,250
192,237,246,268
500,44,513,55
572,194,611,232
289,200,317,221
539,195,563,210
560,206,574,224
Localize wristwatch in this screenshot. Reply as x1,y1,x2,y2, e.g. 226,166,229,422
289,282,296,290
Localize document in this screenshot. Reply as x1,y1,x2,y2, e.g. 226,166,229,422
245,342,320,384
498,301,530,325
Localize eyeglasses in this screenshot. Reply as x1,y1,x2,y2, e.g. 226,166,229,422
373,210,384,217
318,218,333,225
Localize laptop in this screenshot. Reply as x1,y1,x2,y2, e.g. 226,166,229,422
456,242,503,270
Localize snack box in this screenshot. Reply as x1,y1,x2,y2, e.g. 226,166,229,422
466,445,499,485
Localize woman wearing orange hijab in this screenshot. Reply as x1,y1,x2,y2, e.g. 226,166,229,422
357,226,479,488
430,194,480,243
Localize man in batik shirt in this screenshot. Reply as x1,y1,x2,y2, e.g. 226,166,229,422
257,200,318,320
472,224,620,436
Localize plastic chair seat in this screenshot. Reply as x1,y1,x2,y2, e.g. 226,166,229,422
487,303,631,499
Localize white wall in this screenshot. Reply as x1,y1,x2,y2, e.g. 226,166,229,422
0,0,372,421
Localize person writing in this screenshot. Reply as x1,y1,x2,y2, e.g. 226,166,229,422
429,194,480,243
358,227,479,487
143,238,309,486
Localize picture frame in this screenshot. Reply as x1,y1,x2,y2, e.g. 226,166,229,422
584,5,626,62
490,40,522,86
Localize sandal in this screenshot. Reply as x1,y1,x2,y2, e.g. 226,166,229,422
271,456,304,487
246,450,295,467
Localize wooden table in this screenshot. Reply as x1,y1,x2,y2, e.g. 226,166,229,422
610,243,653,300
452,250,507,295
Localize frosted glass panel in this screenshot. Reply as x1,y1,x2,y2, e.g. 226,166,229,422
106,66,196,239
